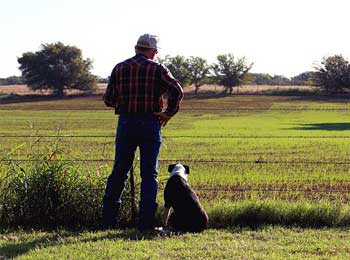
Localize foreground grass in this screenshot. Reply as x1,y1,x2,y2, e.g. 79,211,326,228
1,227,350,259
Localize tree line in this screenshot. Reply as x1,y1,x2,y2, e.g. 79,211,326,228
158,54,253,93
244,72,316,86
159,55,350,94
158,55,318,93
2,42,349,96
0,76,24,85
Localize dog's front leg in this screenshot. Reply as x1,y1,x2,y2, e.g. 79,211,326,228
163,207,171,228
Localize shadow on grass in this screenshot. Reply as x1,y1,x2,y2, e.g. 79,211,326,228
0,92,100,105
285,94,350,103
0,238,44,259
0,91,233,105
0,231,79,259
81,228,179,242
292,123,350,131
0,229,176,259
184,92,234,100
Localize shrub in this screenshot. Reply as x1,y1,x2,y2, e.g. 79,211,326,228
0,155,103,228
0,145,136,229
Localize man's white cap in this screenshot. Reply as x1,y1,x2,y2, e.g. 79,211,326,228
135,34,159,49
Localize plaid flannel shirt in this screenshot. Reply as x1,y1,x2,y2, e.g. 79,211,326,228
108,54,184,116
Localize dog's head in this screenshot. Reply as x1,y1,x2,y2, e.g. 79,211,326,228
168,163,190,181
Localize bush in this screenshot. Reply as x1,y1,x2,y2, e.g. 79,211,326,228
0,144,136,229
0,156,103,228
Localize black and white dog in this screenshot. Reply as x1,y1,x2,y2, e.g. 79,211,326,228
163,163,208,232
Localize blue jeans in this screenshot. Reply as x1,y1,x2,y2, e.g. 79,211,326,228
103,113,161,229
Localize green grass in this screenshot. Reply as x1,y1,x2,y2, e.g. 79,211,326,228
1,227,350,259
1,95,350,204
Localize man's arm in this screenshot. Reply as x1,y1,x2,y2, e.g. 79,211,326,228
154,65,184,126
159,65,184,117
103,67,119,112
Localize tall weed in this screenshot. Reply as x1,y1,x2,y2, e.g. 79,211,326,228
0,140,139,228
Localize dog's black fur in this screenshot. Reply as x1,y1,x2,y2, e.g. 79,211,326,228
164,164,208,232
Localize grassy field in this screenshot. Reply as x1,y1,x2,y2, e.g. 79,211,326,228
1,94,350,202
1,93,350,258
1,227,350,259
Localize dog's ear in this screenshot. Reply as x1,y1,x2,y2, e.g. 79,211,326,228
183,165,190,174
168,164,176,173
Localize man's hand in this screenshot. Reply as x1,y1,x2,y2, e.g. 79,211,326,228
154,112,172,127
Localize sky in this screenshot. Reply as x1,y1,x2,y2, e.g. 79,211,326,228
1,0,350,78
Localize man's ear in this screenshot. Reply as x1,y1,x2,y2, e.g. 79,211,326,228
168,164,176,173
183,165,190,174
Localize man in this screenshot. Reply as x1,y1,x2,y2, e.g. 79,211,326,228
102,34,184,231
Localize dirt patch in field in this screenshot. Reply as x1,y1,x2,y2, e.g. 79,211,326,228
0,84,312,95
185,84,314,94
0,84,344,111
0,84,290,111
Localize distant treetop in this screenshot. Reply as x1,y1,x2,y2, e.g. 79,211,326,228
17,42,97,96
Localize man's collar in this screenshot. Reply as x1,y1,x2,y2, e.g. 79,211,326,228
135,53,148,59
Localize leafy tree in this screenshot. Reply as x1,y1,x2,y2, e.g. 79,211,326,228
314,55,350,93
244,73,273,85
270,75,291,86
291,71,316,86
18,42,97,96
158,55,190,86
211,54,253,93
185,56,210,94
245,73,292,86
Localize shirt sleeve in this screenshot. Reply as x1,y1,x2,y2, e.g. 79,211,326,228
107,66,120,114
109,67,117,86
159,65,184,117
